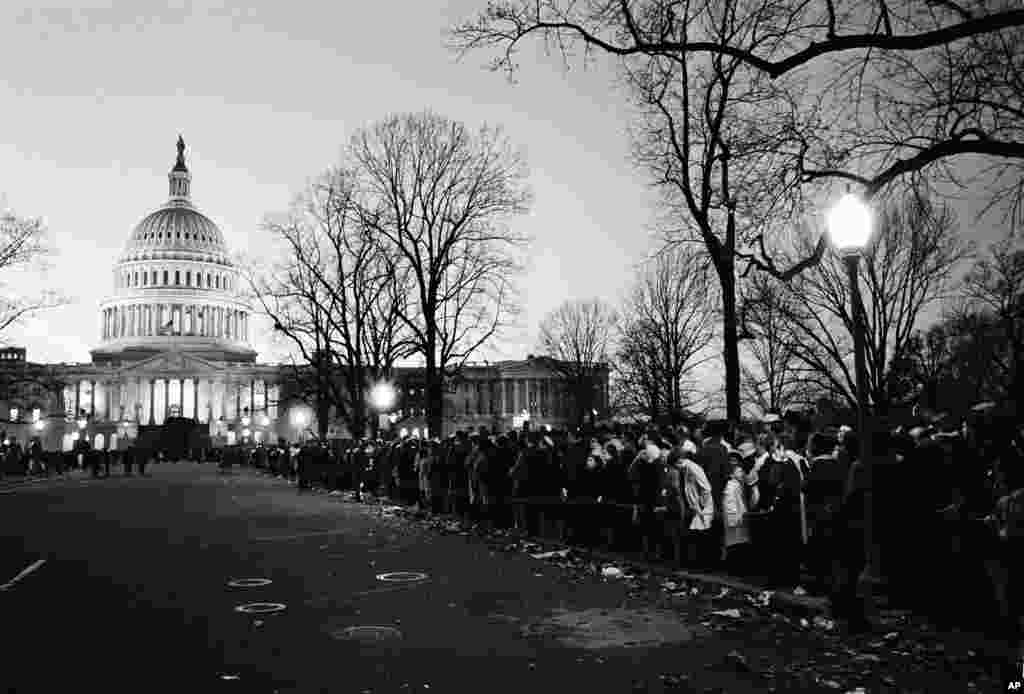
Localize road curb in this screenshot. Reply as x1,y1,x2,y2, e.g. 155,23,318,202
337,489,832,619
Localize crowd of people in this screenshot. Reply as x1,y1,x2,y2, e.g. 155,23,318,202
258,414,1020,641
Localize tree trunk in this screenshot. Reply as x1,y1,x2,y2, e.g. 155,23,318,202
316,393,330,442
425,349,444,439
720,258,742,424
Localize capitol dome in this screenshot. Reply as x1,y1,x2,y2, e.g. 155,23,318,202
91,136,256,365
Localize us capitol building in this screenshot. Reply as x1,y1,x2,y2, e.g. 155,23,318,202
0,138,608,451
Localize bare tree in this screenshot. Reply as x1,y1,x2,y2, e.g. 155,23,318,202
451,1,1024,220
538,298,618,427
627,19,829,423
350,111,532,438
614,248,715,422
780,191,972,414
960,234,1024,400
0,208,66,339
739,270,823,417
250,168,413,439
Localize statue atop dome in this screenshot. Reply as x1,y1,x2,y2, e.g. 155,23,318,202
173,135,188,172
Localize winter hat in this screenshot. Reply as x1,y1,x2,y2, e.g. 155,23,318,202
681,440,698,457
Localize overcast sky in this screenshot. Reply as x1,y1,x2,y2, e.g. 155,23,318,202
0,1,1007,401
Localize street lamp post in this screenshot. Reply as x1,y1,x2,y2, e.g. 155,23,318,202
827,192,877,617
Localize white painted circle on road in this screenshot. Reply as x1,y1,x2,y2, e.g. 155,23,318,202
234,602,286,614
375,571,428,583
227,578,273,588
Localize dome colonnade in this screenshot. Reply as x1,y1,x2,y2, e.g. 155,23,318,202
95,135,254,356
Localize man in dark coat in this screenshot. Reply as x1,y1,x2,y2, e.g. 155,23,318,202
832,433,871,631
697,421,732,565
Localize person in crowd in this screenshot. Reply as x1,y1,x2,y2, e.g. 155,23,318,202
803,432,845,592
663,446,687,564
570,436,605,547
561,430,590,544
474,436,498,530
466,435,484,520
629,442,664,561
723,458,752,574
987,433,1024,673
296,443,313,491
762,434,807,593
679,440,714,566
535,433,566,539
508,432,537,534
415,440,433,511
449,431,471,518
697,420,733,566
832,432,871,631
736,441,760,509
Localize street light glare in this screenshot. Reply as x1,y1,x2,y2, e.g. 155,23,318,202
370,382,397,411
827,193,873,252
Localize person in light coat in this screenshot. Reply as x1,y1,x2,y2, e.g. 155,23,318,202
678,440,715,567
723,460,752,574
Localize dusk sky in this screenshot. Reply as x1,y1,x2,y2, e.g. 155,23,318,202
0,1,1006,390
0,1,657,364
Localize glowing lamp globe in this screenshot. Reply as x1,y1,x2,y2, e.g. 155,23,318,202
370,382,396,411
291,409,309,429
827,193,873,255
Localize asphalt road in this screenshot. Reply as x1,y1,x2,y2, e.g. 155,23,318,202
0,464,1010,694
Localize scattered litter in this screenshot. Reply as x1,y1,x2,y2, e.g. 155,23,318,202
818,679,842,689
530,549,570,560
726,650,752,671
792,586,808,596
799,618,810,628
758,591,775,606
710,609,742,619
812,616,836,631
660,580,679,591
883,631,899,641
601,567,624,579
220,674,240,681
533,572,544,577
714,587,731,599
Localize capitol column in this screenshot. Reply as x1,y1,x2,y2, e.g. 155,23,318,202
149,380,155,424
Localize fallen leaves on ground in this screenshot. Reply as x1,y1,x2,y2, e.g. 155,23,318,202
341,493,1010,694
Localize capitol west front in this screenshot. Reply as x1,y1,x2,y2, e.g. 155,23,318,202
0,139,608,450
